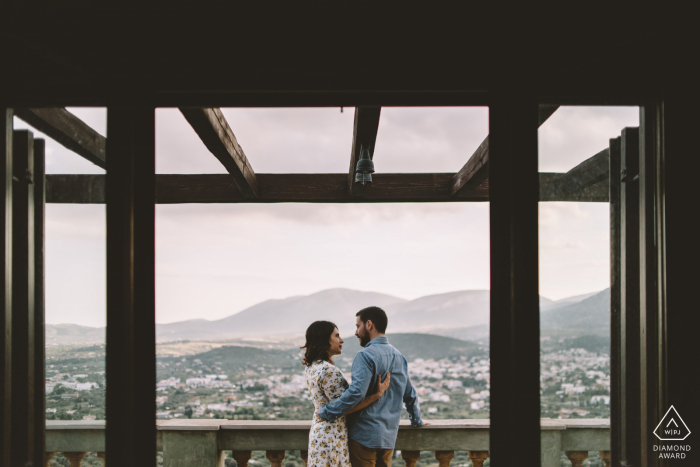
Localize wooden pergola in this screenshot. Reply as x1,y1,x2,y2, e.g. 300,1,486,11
1,4,698,467
19,105,607,204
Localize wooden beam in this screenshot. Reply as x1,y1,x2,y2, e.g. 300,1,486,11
46,171,608,204
539,148,609,200
608,136,622,467
48,173,484,204
663,93,700,462
619,127,641,467
159,173,479,203
639,109,660,467
538,104,560,126
14,108,106,169
32,138,46,467
0,109,13,467
349,106,381,196
538,174,608,202
46,174,106,203
105,108,156,465
450,137,490,196
179,108,258,198
10,130,40,467
488,95,540,466
450,105,559,196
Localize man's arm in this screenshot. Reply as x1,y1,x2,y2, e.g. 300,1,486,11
402,358,424,427
317,353,374,422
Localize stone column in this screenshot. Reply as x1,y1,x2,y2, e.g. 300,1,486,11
565,451,589,467
467,451,489,467
163,431,219,467
434,451,454,467
63,452,87,466
97,452,106,466
599,451,611,467
300,450,308,467
266,450,286,467
45,452,56,467
540,429,563,467
400,451,420,467
231,451,253,467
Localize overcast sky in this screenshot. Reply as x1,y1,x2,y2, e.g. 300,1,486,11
14,106,638,327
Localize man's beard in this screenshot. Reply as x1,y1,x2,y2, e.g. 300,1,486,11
358,332,370,348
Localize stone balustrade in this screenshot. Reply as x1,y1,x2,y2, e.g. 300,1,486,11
46,419,610,467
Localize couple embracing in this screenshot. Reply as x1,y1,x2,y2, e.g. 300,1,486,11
302,306,428,467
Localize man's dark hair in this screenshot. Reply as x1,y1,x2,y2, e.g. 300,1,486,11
356,306,388,334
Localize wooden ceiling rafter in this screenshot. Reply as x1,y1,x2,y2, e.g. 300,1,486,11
539,148,610,202
179,107,258,198
348,106,382,196
15,105,610,204
14,108,106,169
45,170,608,205
450,105,561,196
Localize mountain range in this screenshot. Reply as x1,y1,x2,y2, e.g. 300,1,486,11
336,333,486,366
46,287,610,345
540,287,610,333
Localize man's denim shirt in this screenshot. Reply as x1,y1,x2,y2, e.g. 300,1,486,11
317,336,423,449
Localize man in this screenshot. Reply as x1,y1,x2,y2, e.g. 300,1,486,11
317,306,426,467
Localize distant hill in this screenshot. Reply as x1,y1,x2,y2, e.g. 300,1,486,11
389,291,556,333
338,333,485,365
540,291,599,311
407,289,609,344
435,324,490,344
167,345,303,373
46,324,105,346
156,288,576,342
157,288,406,341
550,334,610,352
540,288,610,334
158,333,484,375
48,287,608,345
388,290,490,332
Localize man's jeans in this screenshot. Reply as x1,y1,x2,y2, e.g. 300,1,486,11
349,439,394,467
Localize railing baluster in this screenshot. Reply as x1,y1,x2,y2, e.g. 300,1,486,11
266,450,286,467
63,451,88,466
565,451,589,467
467,451,489,467
42,420,611,467
400,450,420,467
434,450,454,467
232,450,253,467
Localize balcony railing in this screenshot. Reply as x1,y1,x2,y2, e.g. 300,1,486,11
46,419,610,467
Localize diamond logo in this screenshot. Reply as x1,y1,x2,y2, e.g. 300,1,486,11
654,406,691,441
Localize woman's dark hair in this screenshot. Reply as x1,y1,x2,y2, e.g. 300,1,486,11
301,321,337,367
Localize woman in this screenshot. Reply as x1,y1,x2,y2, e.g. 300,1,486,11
302,321,390,467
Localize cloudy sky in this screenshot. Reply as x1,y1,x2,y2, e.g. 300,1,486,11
14,105,638,327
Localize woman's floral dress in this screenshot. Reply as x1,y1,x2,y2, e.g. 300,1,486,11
305,360,351,467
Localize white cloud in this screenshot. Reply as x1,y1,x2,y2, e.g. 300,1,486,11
539,203,611,300
539,106,638,172
374,107,488,172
